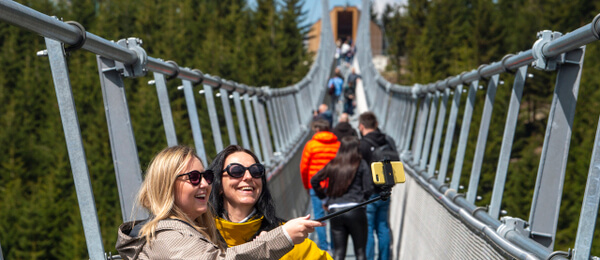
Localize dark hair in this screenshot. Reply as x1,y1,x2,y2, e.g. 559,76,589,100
311,119,330,132
208,145,283,237
319,136,361,197
359,111,378,129
335,68,343,78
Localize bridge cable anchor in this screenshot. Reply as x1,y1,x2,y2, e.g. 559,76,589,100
546,248,572,260
165,61,180,81
115,37,148,78
500,54,516,74
64,21,87,53
591,13,600,40
497,216,530,239
531,30,564,71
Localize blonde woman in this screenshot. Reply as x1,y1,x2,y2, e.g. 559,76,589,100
116,145,323,259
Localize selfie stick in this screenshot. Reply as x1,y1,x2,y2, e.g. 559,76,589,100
315,190,391,222
315,160,396,222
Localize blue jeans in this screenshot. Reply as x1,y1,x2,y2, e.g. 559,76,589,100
344,98,355,115
366,194,390,260
330,94,340,113
310,189,329,250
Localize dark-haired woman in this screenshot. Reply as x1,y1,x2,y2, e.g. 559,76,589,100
209,145,333,260
310,136,373,260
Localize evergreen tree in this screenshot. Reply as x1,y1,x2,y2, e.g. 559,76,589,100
382,3,409,83
251,0,279,87
277,0,310,86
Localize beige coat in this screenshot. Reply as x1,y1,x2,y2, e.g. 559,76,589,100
116,219,293,260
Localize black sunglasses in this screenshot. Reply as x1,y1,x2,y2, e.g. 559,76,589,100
177,170,214,185
221,163,265,178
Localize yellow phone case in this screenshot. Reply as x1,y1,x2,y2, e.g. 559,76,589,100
371,161,406,185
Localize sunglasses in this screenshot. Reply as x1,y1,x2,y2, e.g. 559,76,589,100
221,163,265,178
177,170,214,185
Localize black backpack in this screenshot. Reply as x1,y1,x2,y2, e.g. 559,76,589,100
364,135,400,163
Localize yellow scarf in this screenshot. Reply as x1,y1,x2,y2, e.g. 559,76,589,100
214,216,333,260
214,216,263,246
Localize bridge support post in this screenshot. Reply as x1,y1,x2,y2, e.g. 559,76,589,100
411,94,431,167
232,89,251,149
457,80,479,203
286,94,302,142
489,65,528,219
203,84,224,152
438,84,463,183
427,89,450,178
467,75,499,196
253,95,272,166
420,92,439,170
152,72,178,146
181,80,208,166
273,96,287,151
220,88,238,145
265,95,282,154
395,95,408,148
46,37,105,260
402,94,418,152
573,110,600,259
244,93,262,161
529,46,585,251
97,52,149,222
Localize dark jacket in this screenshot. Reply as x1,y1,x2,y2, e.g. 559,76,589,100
347,73,361,88
310,160,373,207
332,122,358,140
344,85,355,99
313,111,333,128
359,129,391,165
359,129,395,194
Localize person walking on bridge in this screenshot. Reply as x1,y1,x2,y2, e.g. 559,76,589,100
358,112,396,260
328,68,344,115
300,119,341,251
313,104,333,128
310,136,373,260
332,113,358,140
344,68,361,116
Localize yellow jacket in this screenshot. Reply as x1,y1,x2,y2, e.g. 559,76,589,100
215,216,333,260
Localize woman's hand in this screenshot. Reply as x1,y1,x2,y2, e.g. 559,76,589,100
282,215,326,244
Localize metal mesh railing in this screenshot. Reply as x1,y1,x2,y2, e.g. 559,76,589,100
390,171,508,260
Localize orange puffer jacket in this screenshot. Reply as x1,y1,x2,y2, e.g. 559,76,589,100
300,131,340,190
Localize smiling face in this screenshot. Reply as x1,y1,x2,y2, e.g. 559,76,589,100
174,157,211,220
222,152,263,219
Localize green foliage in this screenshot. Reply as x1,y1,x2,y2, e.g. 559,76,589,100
383,0,600,255
0,0,310,258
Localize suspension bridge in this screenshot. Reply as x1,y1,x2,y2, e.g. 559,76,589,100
1,0,599,259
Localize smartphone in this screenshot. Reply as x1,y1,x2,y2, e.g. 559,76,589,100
314,161,406,222
371,161,405,186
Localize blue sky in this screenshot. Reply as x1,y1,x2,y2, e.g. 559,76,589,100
247,0,408,27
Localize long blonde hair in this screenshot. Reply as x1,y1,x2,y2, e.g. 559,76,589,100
135,145,220,247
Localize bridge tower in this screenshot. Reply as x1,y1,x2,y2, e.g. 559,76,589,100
307,6,384,56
